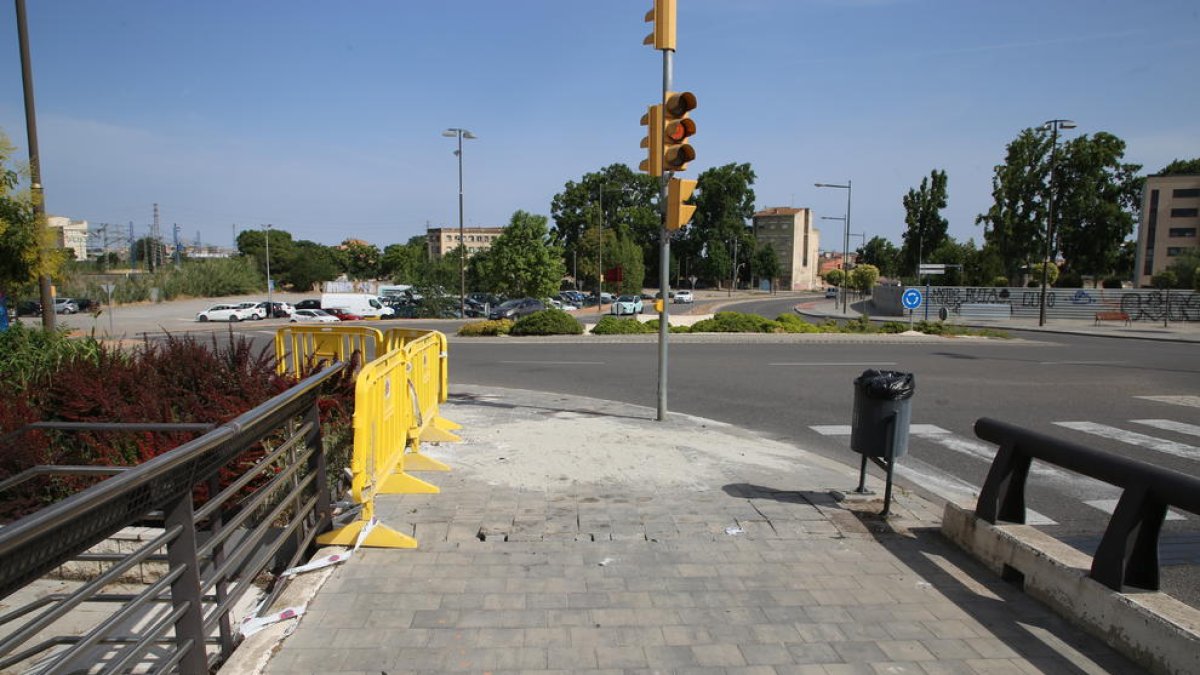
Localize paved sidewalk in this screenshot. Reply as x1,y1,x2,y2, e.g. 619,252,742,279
257,386,1140,674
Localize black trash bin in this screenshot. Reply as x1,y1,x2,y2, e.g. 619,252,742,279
850,369,915,459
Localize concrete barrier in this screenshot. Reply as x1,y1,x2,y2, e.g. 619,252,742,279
942,499,1200,675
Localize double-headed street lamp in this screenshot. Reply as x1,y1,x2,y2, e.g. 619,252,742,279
442,128,476,318
1038,119,1076,327
815,181,852,313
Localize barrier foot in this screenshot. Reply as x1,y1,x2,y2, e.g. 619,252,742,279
419,423,462,444
404,452,452,472
317,520,418,549
433,416,463,431
381,471,441,494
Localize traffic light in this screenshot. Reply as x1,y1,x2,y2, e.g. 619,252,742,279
639,104,663,177
666,177,697,231
662,91,696,172
643,0,677,51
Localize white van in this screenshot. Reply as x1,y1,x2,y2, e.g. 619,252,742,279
320,293,394,319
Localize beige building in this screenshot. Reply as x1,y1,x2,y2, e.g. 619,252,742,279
751,207,821,290
1135,174,1199,287
47,215,89,261
426,226,505,259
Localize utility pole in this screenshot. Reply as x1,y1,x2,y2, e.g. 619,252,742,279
173,223,181,267
16,0,54,329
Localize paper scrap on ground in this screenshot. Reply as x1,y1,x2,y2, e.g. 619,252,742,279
240,606,306,637
724,526,744,536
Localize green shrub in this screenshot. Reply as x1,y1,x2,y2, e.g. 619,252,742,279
592,316,654,335
457,319,514,337
879,321,908,333
689,312,782,333
991,276,1009,287
645,319,691,333
0,323,104,391
1101,277,1124,289
774,314,821,333
509,309,583,336
844,316,876,333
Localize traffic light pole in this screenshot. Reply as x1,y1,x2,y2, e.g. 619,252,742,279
656,48,672,422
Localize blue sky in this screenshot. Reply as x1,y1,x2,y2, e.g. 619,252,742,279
1,1,1196,251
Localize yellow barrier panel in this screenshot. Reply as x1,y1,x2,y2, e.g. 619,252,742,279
274,325,385,375
316,347,439,549
383,328,460,470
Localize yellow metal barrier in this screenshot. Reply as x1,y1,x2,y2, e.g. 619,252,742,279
383,328,461,470
315,347,439,549
274,325,460,549
274,325,385,375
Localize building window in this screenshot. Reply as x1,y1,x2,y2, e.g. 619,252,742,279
1173,188,1200,199
1166,247,1189,256
1168,228,1197,238
1170,207,1199,218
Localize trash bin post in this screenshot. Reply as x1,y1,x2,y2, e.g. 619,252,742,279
849,369,914,517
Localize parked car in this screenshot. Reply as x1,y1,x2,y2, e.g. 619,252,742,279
196,304,253,322
545,298,578,311
294,299,322,310
15,300,42,316
236,302,267,320
289,309,339,324
610,295,644,316
824,287,838,299
487,298,545,321
255,301,294,318
74,298,99,312
324,307,363,321
54,298,79,314
673,290,694,304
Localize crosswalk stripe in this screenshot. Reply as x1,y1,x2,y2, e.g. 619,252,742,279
1135,395,1200,408
1053,422,1200,461
810,424,948,436
1131,419,1200,439
1084,499,1187,521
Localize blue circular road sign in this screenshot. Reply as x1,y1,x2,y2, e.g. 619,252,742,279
901,288,923,310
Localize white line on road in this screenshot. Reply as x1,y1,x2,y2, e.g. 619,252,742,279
498,361,605,366
1084,499,1186,521
1131,419,1200,438
1054,421,1200,461
1038,360,1128,366
1135,395,1200,408
811,424,948,436
769,362,897,367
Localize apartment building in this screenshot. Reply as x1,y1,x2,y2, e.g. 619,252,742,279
47,215,89,261
426,226,505,259
751,207,821,290
1135,174,1200,287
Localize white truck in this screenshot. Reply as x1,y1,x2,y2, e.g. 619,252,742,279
320,293,394,319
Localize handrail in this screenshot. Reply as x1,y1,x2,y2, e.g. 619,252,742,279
974,417,1200,591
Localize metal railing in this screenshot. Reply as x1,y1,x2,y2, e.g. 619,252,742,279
0,363,346,674
974,417,1200,591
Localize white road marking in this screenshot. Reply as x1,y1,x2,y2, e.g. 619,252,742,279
1038,360,1128,366
1131,419,1200,439
1084,499,1186,521
1135,395,1200,408
811,424,947,436
1053,422,1200,461
498,361,605,365
769,362,897,367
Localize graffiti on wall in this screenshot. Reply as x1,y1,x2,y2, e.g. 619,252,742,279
904,286,1200,322
1121,291,1200,322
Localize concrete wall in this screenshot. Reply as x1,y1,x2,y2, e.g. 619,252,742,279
869,286,1200,322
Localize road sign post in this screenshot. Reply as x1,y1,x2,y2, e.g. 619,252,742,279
901,288,922,330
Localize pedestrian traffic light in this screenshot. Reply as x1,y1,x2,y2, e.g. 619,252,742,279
666,177,697,231
643,0,677,51
662,91,696,172
639,104,663,177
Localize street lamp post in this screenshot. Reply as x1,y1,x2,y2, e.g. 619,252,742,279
442,128,476,318
815,181,852,313
1038,119,1076,327
263,224,272,312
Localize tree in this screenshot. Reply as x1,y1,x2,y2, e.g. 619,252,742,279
687,163,756,287
1028,261,1059,287
1054,133,1141,279
282,240,339,292
379,236,426,283
1165,247,1200,291
131,236,168,272
848,264,880,295
1150,270,1177,290
823,268,845,288
899,169,949,278
481,210,564,299
977,129,1051,281
1157,158,1200,175
753,242,781,292
550,164,659,285
856,236,901,279
237,227,296,284
339,239,381,280
0,132,59,302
